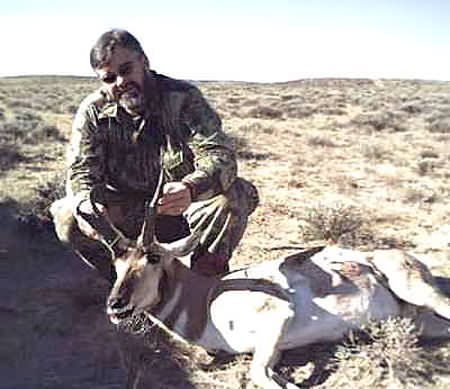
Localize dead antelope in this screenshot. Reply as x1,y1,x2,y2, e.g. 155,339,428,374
98,174,450,389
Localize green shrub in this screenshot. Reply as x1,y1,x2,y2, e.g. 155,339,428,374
301,202,363,243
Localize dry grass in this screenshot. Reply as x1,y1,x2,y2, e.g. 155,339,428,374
1,75,450,388
324,318,449,389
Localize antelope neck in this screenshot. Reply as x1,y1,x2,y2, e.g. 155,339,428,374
149,260,219,342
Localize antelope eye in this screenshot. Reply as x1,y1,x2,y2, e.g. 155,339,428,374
146,253,161,264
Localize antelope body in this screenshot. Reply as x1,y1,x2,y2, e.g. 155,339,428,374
91,167,450,389
107,240,450,389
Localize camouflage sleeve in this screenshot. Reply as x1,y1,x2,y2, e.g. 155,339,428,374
66,94,106,209
180,87,237,200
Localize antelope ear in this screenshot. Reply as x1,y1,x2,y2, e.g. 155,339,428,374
158,232,200,257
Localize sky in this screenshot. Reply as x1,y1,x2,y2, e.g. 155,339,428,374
1,1,449,82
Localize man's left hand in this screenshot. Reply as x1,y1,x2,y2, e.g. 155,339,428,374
157,182,192,216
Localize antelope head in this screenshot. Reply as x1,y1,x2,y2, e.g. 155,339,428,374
105,168,199,325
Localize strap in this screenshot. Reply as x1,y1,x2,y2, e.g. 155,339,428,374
209,277,292,304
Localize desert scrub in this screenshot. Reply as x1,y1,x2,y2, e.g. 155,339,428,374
420,150,440,159
429,118,450,134
247,105,283,119
285,103,316,119
0,120,30,144
301,202,363,244
1,109,65,145
352,112,407,132
229,133,271,161
417,159,437,176
226,96,242,104
4,120,63,145
400,102,422,115
425,105,450,123
404,188,439,205
360,142,390,161
0,144,27,173
26,123,65,145
25,173,66,219
13,109,42,122
326,317,447,388
280,93,301,101
316,102,347,116
238,121,274,135
5,98,35,110
307,135,337,148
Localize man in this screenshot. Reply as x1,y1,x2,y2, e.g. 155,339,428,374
51,29,258,281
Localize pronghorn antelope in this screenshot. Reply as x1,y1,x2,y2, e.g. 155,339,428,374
96,172,450,389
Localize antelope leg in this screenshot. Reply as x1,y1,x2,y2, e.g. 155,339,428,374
249,300,298,389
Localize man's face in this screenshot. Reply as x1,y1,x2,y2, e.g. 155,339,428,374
96,46,147,116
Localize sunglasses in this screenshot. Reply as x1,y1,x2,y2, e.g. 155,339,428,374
99,61,136,84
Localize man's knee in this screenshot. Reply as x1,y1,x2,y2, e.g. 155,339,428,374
50,197,77,244
226,178,259,216
51,197,116,282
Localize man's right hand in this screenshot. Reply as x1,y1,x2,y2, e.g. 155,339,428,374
75,200,107,240
157,181,192,216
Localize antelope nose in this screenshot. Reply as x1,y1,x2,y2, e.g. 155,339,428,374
116,76,126,88
108,296,128,310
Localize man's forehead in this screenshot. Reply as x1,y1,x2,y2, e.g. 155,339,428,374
97,46,142,71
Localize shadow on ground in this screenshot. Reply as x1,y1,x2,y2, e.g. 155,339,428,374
0,204,194,389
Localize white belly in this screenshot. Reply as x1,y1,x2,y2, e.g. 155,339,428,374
209,276,401,353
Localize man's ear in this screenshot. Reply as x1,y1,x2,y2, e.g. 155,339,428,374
142,54,150,69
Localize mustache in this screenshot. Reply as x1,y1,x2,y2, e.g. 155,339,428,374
116,82,141,98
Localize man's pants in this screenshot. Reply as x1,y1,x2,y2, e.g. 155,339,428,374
51,178,258,280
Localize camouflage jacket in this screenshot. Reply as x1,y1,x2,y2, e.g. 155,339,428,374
67,71,237,207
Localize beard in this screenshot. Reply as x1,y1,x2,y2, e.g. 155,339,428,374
117,82,145,116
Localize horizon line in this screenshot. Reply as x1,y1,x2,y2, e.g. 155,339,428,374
1,74,449,85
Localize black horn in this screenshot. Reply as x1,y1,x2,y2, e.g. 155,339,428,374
138,149,165,248
75,184,132,259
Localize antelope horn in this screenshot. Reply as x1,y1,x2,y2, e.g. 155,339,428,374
138,150,165,248
75,184,132,259
89,184,107,217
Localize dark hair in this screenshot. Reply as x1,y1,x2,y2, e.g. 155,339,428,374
90,29,148,69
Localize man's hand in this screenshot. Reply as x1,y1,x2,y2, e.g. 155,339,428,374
157,182,192,216
75,200,107,239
